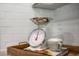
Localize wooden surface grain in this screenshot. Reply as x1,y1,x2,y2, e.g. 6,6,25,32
7,44,79,56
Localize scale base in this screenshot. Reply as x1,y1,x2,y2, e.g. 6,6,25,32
24,46,47,51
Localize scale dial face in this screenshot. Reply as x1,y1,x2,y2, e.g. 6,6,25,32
29,29,45,47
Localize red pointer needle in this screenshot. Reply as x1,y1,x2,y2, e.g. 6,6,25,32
35,30,39,41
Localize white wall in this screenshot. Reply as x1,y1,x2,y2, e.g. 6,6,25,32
50,3,79,45
0,3,36,51
0,3,53,51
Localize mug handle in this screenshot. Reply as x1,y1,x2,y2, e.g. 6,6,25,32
57,42,62,51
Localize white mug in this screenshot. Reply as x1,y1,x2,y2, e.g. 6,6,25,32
47,38,63,52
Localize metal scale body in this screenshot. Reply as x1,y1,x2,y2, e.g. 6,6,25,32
26,17,49,51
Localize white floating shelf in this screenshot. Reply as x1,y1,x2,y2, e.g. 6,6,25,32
32,3,70,10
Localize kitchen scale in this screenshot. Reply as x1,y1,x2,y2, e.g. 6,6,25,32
25,17,50,51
